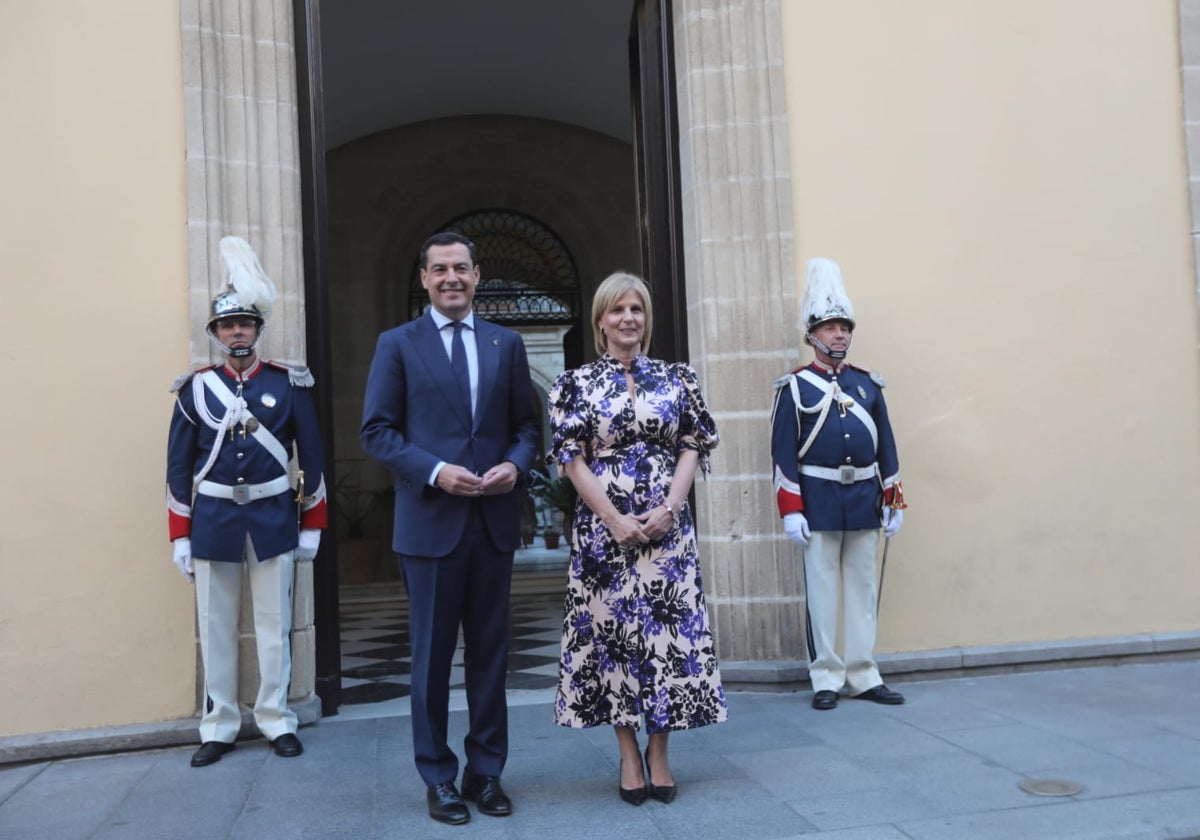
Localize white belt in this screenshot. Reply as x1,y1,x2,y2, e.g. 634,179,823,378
197,475,291,505
800,464,877,485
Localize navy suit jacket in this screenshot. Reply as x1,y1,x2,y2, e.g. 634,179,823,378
360,311,539,557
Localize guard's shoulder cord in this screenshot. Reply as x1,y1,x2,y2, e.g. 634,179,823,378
793,374,833,461
191,373,247,485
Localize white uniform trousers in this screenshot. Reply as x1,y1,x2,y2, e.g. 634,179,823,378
194,537,297,743
802,529,883,695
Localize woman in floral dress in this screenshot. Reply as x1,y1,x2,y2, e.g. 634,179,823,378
547,272,727,806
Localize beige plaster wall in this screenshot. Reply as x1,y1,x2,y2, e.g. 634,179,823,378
779,0,1200,652
0,3,194,736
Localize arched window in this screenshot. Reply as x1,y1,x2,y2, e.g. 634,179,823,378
409,209,580,325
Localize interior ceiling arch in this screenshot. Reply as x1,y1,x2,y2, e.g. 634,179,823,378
320,0,637,150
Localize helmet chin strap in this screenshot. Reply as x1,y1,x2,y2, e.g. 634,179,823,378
207,323,266,359
807,331,852,360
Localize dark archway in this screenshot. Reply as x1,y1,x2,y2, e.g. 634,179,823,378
409,209,581,328
292,0,683,718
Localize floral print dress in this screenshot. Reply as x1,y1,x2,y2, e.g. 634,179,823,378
548,353,728,732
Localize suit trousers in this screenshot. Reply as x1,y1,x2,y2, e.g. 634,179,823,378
802,529,883,695
194,537,297,743
400,505,513,786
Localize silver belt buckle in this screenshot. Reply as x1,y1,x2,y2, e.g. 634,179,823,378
839,466,856,485
232,484,251,504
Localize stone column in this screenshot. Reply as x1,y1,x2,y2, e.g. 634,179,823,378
1182,1,1200,300
673,0,807,673
181,0,317,721
181,0,307,368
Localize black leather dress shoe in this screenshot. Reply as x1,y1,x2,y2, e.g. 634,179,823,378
270,733,304,757
852,684,905,705
427,782,470,825
461,770,512,817
190,741,235,767
812,690,839,710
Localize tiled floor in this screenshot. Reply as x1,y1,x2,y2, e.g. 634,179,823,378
337,553,569,717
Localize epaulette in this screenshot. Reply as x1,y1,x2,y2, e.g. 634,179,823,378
266,360,315,388
772,364,801,388
849,363,886,388
169,364,217,394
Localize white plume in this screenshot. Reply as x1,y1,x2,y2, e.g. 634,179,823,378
218,236,276,316
798,257,855,330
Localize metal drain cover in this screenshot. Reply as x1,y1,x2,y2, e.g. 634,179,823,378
1018,778,1083,796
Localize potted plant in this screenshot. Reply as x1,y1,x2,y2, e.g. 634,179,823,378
519,487,538,546
530,467,576,548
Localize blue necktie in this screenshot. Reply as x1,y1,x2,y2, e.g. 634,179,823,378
450,321,472,416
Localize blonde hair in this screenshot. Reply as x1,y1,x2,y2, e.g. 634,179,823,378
591,271,654,356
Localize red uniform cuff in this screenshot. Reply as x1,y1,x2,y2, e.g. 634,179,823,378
168,511,191,541
776,489,804,516
300,499,328,530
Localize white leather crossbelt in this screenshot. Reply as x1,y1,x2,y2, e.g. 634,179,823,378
197,475,291,505
800,464,877,485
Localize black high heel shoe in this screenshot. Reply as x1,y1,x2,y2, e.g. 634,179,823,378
618,757,648,806
644,745,678,803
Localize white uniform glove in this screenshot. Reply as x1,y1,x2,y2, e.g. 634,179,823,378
172,538,194,583
296,529,321,561
882,507,904,538
782,512,811,547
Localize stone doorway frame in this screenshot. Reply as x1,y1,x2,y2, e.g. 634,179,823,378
179,0,338,718
183,0,813,720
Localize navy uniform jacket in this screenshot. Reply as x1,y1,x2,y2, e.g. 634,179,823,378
770,360,903,532
167,358,327,562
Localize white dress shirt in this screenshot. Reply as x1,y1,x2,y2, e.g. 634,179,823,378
427,308,479,486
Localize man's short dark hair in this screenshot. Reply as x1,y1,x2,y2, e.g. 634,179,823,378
420,232,479,269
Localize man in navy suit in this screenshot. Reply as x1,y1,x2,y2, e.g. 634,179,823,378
361,232,539,825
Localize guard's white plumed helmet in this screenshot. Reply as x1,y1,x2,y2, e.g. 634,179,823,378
206,236,277,331
798,257,855,333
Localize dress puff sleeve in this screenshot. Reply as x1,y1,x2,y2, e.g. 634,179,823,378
674,362,719,476
547,368,591,466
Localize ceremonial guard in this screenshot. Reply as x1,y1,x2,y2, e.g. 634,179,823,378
166,236,327,766
770,258,907,711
